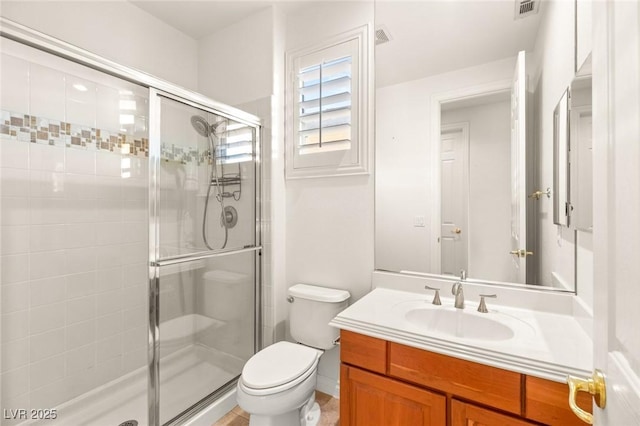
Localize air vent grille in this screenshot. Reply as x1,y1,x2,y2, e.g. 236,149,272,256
375,26,392,46
515,0,539,19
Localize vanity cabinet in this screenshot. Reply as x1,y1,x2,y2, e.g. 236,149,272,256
340,330,592,426
341,365,446,425
451,399,537,426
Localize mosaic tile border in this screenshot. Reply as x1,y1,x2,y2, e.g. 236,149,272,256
160,144,209,165
0,109,238,165
1,109,149,157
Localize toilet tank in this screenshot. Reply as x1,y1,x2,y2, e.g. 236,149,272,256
288,284,350,350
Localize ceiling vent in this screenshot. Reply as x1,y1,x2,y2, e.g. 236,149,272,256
375,25,392,46
515,0,539,19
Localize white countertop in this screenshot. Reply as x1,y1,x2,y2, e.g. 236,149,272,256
330,287,593,383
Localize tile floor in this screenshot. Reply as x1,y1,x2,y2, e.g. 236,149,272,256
213,391,339,426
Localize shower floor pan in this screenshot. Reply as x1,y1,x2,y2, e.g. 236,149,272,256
15,344,241,426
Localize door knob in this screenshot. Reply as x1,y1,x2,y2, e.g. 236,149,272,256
566,370,606,424
451,227,462,234
528,187,552,200
509,249,533,258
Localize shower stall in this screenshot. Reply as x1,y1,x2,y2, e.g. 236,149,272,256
0,19,261,426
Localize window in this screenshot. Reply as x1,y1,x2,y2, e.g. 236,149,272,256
286,25,371,178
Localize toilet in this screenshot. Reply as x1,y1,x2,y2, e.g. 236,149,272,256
236,284,350,426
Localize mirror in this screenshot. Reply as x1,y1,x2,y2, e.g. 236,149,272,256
553,56,592,231
569,56,593,232
554,89,570,227
374,0,586,291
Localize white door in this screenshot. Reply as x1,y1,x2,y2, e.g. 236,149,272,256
588,1,640,424
440,123,469,276
510,50,527,283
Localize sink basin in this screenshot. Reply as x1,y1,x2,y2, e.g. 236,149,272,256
404,307,515,341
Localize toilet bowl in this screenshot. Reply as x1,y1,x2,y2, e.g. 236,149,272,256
236,341,322,426
236,284,350,426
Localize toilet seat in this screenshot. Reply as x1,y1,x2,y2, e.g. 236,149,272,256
240,341,321,396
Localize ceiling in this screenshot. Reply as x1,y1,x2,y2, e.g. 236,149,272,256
129,1,273,40
375,1,542,87
129,0,542,87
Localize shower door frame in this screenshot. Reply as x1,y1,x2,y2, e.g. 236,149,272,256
148,88,263,426
0,17,263,426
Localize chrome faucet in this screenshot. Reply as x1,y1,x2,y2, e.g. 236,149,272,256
451,270,466,309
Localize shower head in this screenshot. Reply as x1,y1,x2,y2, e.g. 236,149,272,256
190,115,227,138
191,115,211,137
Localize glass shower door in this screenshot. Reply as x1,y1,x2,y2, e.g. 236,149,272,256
149,91,260,425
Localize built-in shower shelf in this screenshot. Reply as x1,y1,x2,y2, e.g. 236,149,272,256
211,172,242,200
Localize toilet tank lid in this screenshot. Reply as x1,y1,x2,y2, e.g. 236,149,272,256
288,284,350,303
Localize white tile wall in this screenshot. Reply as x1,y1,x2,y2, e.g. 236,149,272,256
96,85,120,132
0,51,149,417
65,75,96,127
0,54,30,113
0,140,28,169
29,64,66,122
1,168,30,197
29,143,65,172
2,337,28,372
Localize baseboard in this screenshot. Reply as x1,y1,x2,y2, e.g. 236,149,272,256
316,374,340,398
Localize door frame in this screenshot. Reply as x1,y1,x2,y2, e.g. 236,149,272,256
430,80,511,275
439,122,470,275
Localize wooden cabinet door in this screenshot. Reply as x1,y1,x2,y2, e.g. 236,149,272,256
341,364,446,426
451,399,537,426
525,376,592,426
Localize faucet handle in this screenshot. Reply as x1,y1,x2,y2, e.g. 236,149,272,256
477,294,497,313
424,285,442,305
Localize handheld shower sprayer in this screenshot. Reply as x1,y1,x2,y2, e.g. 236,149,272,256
190,115,232,250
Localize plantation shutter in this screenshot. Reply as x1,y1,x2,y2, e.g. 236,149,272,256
298,55,352,155
286,25,370,178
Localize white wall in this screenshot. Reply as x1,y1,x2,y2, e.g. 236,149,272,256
283,1,375,396
530,0,592,304
270,6,288,345
442,99,512,282
284,1,375,298
0,1,198,90
198,8,274,106
376,57,516,273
